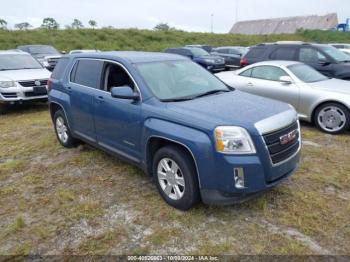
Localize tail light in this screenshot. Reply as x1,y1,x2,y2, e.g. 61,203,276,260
47,78,52,92
240,57,248,67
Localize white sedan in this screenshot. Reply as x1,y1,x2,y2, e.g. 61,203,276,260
216,61,350,134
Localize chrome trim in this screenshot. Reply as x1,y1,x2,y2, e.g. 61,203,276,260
146,135,201,188
67,58,143,101
263,120,302,167
254,109,298,135
98,141,140,163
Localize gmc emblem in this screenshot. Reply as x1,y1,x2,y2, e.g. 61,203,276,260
280,130,298,145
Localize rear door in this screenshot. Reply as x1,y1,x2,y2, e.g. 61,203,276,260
68,59,104,142
297,47,334,77
242,65,300,109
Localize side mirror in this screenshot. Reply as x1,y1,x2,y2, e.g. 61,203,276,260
318,58,330,65
111,86,140,100
279,76,293,84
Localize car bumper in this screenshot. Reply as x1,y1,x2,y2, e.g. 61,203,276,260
200,148,301,205
0,86,48,103
207,64,226,72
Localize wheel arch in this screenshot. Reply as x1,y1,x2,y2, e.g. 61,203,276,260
145,136,200,184
49,101,72,130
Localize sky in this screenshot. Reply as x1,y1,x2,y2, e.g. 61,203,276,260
0,0,349,33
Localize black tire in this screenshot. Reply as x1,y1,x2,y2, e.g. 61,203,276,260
314,102,350,134
153,145,200,211
53,109,77,148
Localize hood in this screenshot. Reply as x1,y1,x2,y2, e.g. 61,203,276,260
197,55,223,60
34,54,61,60
166,90,294,135
0,69,51,81
309,78,350,95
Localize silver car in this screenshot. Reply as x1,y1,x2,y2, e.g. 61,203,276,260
216,61,350,134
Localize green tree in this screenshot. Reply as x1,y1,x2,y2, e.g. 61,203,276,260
154,23,177,31
71,19,84,29
88,20,97,29
14,22,32,30
41,17,59,29
0,19,7,29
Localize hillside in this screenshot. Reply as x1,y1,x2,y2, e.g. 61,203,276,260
0,28,349,52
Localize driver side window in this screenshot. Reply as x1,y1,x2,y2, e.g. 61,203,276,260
251,66,288,82
102,63,135,93
299,48,326,63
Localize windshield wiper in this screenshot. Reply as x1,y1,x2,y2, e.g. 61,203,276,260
192,89,230,99
161,97,195,102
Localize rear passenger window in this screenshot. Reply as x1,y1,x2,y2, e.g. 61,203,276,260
246,47,266,58
70,59,104,89
239,68,252,77
299,48,326,63
51,58,69,80
270,48,297,60
251,66,288,81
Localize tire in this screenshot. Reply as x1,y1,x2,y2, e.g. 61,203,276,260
314,102,350,134
153,146,200,211
0,104,7,115
53,110,77,148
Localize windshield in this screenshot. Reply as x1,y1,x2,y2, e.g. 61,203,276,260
28,46,60,55
188,48,209,57
0,54,43,70
319,46,350,62
136,60,230,101
288,64,328,83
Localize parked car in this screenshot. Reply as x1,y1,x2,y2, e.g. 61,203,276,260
48,51,301,210
185,44,213,53
0,50,51,113
241,42,350,80
69,49,101,54
330,43,350,56
17,45,62,71
216,60,350,134
211,46,249,69
164,47,225,72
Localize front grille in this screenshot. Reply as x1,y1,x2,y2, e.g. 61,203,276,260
215,59,224,64
263,122,300,165
47,58,59,67
19,80,48,87
1,92,17,98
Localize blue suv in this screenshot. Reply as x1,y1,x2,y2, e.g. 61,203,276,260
48,51,301,210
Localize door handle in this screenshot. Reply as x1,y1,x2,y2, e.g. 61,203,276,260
247,83,254,87
95,95,105,103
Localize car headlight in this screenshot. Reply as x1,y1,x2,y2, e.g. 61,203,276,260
215,126,256,154
0,81,16,88
204,59,216,64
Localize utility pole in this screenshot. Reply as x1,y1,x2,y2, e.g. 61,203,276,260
211,13,214,33
235,0,239,23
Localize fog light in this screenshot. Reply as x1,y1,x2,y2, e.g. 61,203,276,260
234,168,245,189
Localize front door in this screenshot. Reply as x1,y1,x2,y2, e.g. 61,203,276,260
93,62,142,162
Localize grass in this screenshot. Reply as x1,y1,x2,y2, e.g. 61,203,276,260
0,104,350,255
0,28,350,52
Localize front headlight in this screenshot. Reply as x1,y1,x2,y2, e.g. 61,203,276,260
204,59,216,64
0,81,16,88
215,126,256,154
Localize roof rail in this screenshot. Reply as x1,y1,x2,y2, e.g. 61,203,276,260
276,41,308,45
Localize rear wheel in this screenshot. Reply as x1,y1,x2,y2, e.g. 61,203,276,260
315,103,350,134
53,110,77,148
153,146,200,210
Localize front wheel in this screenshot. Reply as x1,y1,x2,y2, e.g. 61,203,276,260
153,146,200,211
315,103,350,134
53,110,78,148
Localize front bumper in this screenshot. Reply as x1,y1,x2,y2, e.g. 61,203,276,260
0,86,48,103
